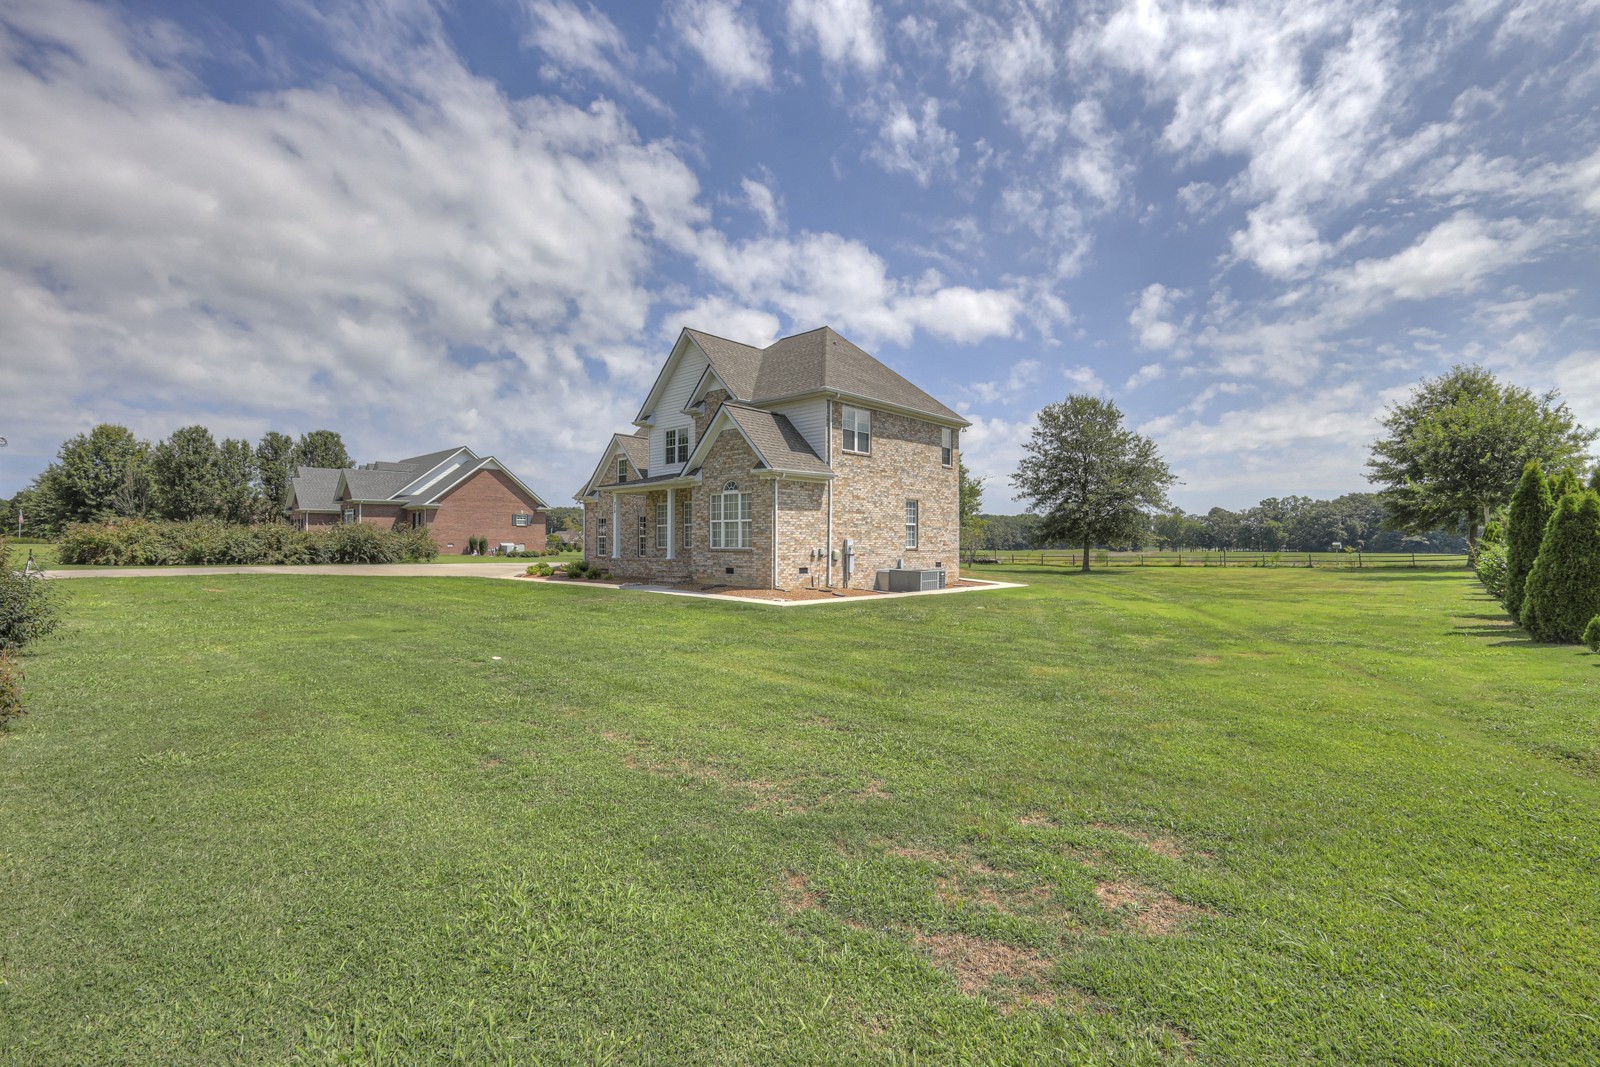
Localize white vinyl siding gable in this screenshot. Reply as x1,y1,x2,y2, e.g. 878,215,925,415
646,344,709,472
766,398,829,460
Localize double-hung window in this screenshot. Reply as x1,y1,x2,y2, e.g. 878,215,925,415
597,517,608,555
638,514,648,555
655,501,669,550
616,457,628,483
709,489,752,549
665,428,690,465
842,406,872,453
905,500,920,549
680,493,692,549
941,428,954,466
342,507,355,524
513,512,532,527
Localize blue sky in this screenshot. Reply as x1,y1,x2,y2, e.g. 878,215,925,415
2,0,1597,513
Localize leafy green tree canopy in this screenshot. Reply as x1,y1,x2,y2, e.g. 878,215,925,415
1367,365,1595,551
34,424,151,529
293,430,353,471
216,438,261,524
958,460,987,551
1010,395,1176,572
255,431,296,511
151,425,223,521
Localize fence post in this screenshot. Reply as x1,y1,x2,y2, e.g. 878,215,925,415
1307,553,1313,568
1358,551,1362,569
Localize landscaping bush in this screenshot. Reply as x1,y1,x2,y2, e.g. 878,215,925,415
565,560,590,579
1,535,65,652
0,650,23,729
1474,541,1510,600
57,519,436,566
1504,462,1554,621
1585,615,1600,654
1520,490,1600,643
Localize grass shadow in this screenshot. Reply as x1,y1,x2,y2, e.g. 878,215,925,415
1345,571,1475,582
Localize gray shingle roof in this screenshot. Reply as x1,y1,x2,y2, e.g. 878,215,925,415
290,467,343,511
683,326,965,424
342,468,416,501
720,404,831,475
616,434,649,476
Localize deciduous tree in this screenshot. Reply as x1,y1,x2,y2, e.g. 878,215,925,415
1367,365,1595,554
1011,395,1176,572
152,425,223,520
255,431,296,512
293,430,353,471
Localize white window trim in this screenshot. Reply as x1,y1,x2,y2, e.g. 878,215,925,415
616,457,629,483
665,428,690,465
941,428,953,467
905,499,919,549
655,501,668,551
709,489,753,549
597,516,609,556
842,405,872,455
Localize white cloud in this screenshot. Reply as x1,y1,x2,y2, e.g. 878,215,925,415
1125,362,1165,390
741,176,783,230
864,96,959,186
0,0,1023,501
786,0,883,74
1062,365,1107,395
1129,283,1186,350
968,359,1042,403
953,410,1036,511
671,0,772,91
1332,212,1546,306
659,296,782,348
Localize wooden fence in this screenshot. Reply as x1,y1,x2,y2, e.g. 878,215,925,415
968,549,1470,569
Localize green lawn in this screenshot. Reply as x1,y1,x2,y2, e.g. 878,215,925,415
1,568,1596,1065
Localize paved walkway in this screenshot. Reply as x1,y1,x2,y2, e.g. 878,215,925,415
46,563,530,580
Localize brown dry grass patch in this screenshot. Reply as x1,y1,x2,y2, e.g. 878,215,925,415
914,932,1072,1013
1090,822,1198,859
1093,880,1210,935
779,872,823,914
1018,812,1057,827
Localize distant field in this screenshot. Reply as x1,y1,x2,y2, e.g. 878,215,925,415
973,548,1469,569
1,567,1595,1064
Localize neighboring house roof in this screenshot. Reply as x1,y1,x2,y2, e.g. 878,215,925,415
675,326,967,425
288,446,549,512
340,467,416,502
288,467,343,512
714,403,831,476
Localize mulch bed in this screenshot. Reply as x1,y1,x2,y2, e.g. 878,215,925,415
674,584,881,601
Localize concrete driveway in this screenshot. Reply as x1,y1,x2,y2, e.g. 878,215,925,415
46,563,530,580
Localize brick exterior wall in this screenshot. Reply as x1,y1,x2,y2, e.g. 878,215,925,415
828,403,959,589
582,399,958,590
427,469,547,554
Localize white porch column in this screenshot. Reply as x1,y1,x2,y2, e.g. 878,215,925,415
611,493,620,559
666,488,676,560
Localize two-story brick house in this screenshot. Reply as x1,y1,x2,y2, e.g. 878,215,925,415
574,326,968,590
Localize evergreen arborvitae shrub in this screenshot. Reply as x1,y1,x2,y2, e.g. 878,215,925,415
1504,462,1554,622
1585,615,1600,653
1549,467,1582,500
1590,467,1600,493
1521,489,1600,643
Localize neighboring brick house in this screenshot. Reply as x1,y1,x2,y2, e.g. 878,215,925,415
574,326,968,590
287,446,549,553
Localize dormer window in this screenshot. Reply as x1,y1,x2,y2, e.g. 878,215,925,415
616,457,628,483
665,428,690,464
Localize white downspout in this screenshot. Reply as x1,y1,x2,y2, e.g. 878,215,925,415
611,493,620,560
666,487,676,561
825,400,834,587
772,477,780,589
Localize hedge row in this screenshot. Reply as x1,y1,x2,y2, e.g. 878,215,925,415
59,519,438,566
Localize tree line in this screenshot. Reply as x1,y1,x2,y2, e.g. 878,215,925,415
989,363,1592,573
973,494,1466,554
3,424,355,538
